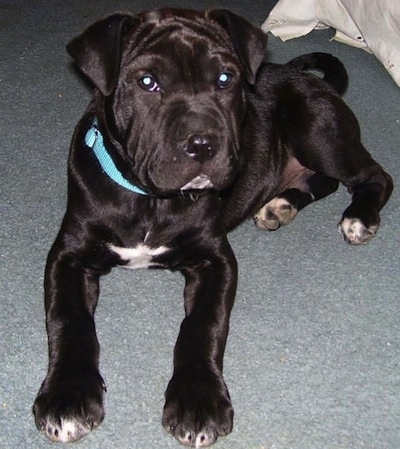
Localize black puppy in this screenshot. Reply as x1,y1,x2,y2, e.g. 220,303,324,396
33,8,393,448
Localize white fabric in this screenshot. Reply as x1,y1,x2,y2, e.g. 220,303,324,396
262,0,400,87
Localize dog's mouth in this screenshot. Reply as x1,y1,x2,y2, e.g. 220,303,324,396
180,174,214,191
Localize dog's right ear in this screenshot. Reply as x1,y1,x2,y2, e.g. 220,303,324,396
67,14,139,96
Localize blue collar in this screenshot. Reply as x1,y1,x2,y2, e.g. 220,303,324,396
84,119,148,195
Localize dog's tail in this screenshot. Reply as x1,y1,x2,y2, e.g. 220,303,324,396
286,52,348,95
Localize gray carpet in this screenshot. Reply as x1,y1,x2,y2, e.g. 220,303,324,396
1,1,399,448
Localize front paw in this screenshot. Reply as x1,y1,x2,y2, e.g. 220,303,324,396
162,373,233,447
33,373,106,442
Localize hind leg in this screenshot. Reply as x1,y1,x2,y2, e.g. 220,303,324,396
296,139,393,245
254,171,339,231
273,84,393,244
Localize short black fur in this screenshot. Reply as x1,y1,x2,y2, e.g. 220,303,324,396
33,8,393,448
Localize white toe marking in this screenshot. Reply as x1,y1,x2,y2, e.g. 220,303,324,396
195,432,211,448
266,197,291,209
339,218,378,244
254,196,297,230
48,419,88,443
59,419,81,442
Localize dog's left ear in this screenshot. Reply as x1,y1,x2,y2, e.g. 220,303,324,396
67,14,139,96
207,10,267,85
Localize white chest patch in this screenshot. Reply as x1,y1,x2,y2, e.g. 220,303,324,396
109,243,169,269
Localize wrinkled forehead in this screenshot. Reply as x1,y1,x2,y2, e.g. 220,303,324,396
124,19,240,71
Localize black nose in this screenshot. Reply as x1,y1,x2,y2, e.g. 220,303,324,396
184,133,216,162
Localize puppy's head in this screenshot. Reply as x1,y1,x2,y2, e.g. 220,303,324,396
67,9,267,196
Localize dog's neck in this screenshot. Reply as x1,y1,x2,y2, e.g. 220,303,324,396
85,119,149,196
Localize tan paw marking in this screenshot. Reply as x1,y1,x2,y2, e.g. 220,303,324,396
339,218,378,245
254,197,298,231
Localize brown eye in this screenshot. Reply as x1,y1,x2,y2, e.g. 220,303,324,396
138,75,160,92
217,72,233,89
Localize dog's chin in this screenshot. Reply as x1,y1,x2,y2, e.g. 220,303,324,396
180,174,214,191
148,172,235,197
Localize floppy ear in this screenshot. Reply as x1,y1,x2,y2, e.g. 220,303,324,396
206,10,267,85
67,14,139,96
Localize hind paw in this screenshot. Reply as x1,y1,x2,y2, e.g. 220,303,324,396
254,197,298,231
339,218,378,245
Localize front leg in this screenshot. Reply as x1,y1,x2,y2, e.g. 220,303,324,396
163,239,237,447
33,240,106,442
